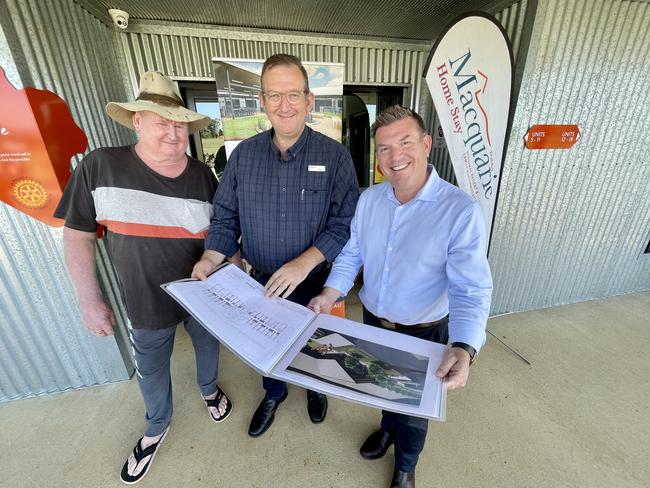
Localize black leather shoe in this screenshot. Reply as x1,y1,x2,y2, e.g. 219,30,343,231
390,468,415,488
307,390,327,423
248,388,288,437
360,428,394,459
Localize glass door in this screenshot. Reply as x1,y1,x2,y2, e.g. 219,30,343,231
184,87,227,180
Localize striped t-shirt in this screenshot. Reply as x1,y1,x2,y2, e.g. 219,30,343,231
55,145,217,329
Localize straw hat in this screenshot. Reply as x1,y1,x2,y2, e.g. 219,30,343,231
106,71,210,134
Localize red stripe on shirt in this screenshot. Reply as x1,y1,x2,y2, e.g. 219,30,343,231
97,220,207,239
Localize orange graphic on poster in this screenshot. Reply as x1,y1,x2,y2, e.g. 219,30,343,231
12,177,49,208
0,66,87,226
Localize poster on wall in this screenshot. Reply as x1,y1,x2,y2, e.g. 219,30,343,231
211,58,344,158
0,67,87,226
423,13,514,241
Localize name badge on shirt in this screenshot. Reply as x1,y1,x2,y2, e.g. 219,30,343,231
308,165,326,172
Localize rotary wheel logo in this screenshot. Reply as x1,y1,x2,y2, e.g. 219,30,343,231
12,177,50,209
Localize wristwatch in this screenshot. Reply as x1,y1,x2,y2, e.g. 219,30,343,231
451,342,477,365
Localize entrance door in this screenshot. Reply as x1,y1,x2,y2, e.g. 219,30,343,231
183,87,227,180
343,86,405,188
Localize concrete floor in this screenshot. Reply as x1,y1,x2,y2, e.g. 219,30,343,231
1,290,649,488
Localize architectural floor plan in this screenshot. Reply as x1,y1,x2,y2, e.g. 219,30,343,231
163,264,447,420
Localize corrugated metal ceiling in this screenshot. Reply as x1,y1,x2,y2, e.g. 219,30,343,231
75,0,519,40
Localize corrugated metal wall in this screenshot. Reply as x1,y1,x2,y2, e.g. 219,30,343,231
489,0,650,314
0,0,134,402
2,0,648,401
118,23,431,113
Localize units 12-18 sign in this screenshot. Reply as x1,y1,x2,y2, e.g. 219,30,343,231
524,124,581,150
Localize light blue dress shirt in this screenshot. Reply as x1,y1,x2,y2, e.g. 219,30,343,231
325,166,493,352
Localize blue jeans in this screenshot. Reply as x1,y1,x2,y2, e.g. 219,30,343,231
362,307,449,472
252,268,326,400
128,316,220,436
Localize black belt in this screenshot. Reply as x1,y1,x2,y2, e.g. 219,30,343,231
379,316,448,331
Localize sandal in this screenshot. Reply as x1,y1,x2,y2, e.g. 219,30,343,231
120,425,169,485
203,385,233,423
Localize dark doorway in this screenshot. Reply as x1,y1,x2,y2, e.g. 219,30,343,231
342,86,405,188
182,81,406,187
181,84,227,179
343,94,370,187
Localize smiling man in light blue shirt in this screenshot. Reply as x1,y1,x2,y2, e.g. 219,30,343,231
309,105,492,488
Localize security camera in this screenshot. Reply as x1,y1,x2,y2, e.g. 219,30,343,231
108,9,129,30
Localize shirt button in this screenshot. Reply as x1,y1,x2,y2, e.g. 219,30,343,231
282,187,286,192
385,267,389,271
281,213,285,217
388,247,393,251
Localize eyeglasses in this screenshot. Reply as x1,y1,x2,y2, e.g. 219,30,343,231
262,90,308,105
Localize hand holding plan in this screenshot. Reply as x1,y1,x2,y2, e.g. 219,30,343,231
436,348,471,389
265,246,326,299
264,259,311,298
192,249,226,280
307,287,341,314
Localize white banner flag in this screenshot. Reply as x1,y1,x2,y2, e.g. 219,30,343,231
424,13,513,242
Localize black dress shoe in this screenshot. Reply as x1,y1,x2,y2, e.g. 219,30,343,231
248,388,288,437
390,468,415,488
360,428,394,459
307,390,327,423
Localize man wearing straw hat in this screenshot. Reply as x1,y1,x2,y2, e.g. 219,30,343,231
55,71,235,484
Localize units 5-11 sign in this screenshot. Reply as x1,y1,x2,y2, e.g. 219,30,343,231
524,124,581,149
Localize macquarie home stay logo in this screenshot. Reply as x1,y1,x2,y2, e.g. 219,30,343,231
424,13,513,241
436,48,495,201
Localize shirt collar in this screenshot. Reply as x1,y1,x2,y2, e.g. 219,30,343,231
268,125,311,161
383,164,441,205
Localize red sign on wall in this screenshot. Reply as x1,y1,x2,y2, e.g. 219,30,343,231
524,124,581,150
0,67,87,226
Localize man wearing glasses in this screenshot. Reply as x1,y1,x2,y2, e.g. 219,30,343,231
193,54,359,437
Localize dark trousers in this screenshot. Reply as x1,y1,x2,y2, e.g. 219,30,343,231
128,317,220,437
252,268,327,400
363,307,449,473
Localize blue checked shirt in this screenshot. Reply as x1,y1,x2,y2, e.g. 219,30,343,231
325,166,493,352
205,126,359,275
